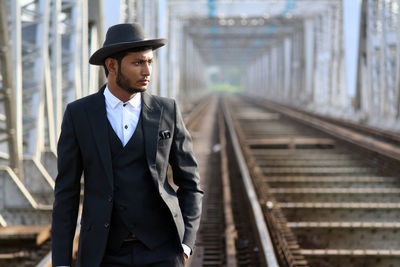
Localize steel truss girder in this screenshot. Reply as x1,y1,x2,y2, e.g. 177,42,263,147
0,0,54,227
245,3,346,114
0,0,92,222
0,0,102,227
0,0,23,179
120,0,139,23
357,0,400,128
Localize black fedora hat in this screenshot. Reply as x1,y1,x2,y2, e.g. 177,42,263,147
89,23,167,65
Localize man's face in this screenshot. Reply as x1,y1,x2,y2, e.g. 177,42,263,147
116,49,153,94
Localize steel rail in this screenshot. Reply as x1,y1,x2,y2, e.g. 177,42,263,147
218,107,238,267
221,98,279,267
188,95,232,266
248,96,400,162
184,94,212,129
291,106,400,144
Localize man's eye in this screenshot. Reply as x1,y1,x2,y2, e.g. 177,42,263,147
133,60,153,66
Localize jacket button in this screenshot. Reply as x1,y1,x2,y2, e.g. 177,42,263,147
108,196,113,202
104,223,110,228
119,205,126,211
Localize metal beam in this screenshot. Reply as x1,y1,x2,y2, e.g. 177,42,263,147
0,0,23,179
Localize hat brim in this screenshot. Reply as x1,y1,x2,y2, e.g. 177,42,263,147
89,38,167,65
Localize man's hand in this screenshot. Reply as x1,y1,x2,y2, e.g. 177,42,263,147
183,252,188,263
181,243,190,264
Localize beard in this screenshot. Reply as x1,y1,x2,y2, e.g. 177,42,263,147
116,68,147,94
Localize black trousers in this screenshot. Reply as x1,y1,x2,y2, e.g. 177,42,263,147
101,239,185,267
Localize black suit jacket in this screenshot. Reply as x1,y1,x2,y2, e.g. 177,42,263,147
51,86,203,266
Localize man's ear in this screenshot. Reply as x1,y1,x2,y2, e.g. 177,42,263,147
105,58,117,75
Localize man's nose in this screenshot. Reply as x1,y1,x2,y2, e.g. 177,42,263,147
142,63,151,75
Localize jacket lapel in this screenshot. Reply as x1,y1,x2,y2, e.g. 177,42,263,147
86,85,114,189
141,92,162,187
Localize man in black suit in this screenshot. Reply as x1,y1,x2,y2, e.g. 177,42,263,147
51,23,203,267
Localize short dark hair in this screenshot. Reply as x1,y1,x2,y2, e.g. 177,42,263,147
103,46,153,77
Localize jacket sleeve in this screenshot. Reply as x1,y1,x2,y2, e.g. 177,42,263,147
169,100,203,250
51,104,83,265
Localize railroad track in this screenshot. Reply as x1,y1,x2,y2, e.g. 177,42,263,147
188,95,229,267
0,225,51,267
191,95,264,267
3,92,400,267
220,94,400,267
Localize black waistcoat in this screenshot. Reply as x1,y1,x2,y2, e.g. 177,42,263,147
106,116,176,251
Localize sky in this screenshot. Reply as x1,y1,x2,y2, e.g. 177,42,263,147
104,0,120,30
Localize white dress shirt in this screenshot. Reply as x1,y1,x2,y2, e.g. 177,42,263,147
56,87,189,266
104,86,141,146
